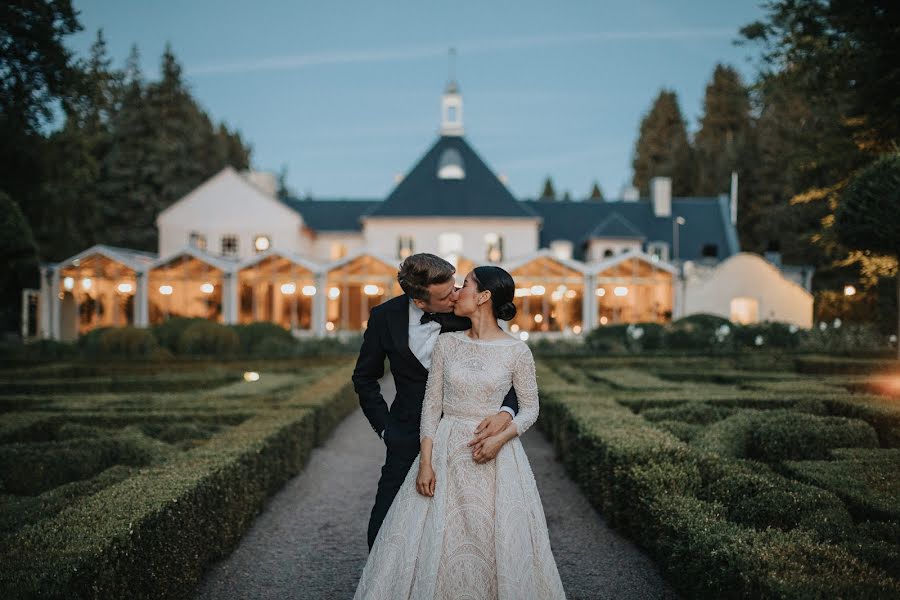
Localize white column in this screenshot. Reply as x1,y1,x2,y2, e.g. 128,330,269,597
582,272,596,333
223,272,239,324
50,267,61,341
136,271,149,327
39,266,51,339
313,272,327,337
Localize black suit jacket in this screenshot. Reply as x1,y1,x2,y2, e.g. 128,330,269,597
352,294,519,450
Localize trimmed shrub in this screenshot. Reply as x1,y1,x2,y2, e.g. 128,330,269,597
151,317,208,353
177,321,240,356
665,313,731,350
747,412,879,462
230,322,295,355
641,402,737,425
732,321,801,349
97,327,159,358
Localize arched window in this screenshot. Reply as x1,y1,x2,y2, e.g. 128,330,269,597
437,148,465,180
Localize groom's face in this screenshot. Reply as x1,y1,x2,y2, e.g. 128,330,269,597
416,278,458,313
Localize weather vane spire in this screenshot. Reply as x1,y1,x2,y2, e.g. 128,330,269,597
448,47,457,83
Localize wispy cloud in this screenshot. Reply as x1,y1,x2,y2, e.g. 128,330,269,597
188,28,736,76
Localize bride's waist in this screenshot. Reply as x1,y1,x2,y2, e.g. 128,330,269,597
441,411,498,423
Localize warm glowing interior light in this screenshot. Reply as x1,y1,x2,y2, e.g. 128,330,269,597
280,283,296,294
117,283,133,293
159,285,173,295
510,324,520,332
530,285,546,295
328,287,340,299
573,325,583,334
363,284,379,295
325,321,335,331
63,277,74,290
243,371,260,382
302,285,317,296
254,236,270,251
600,316,609,325
81,278,92,290
551,291,564,301
565,289,577,299
614,286,628,297
515,288,531,297
844,285,857,296
519,331,529,341
595,288,606,297
200,282,214,294
534,314,544,323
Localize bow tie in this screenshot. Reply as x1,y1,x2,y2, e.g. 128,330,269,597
420,311,453,327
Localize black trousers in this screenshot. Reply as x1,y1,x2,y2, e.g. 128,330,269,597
367,424,419,550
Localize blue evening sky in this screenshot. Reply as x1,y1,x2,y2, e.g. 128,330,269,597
68,1,767,201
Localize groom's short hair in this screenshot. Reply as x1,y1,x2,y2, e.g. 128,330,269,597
397,254,456,301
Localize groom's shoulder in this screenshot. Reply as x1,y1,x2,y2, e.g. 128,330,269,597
370,294,406,319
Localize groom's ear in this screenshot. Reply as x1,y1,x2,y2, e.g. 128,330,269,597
412,298,428,311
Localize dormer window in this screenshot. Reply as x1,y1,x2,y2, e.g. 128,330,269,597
437,148,465,179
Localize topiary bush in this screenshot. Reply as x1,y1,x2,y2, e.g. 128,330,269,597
230,322,295,355
97,327,159,359
176,321,240,356
151,317,209,353
666,313,731,351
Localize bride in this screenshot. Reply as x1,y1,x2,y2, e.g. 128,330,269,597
354,266,566,599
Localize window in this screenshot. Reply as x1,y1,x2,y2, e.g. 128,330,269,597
702,244,719,258
550,240,573,261
438,232,463,267
397,236,414,259
603,249,614,258
730,297,759,324
437,148,465,180
330,242,347,260
647,242,669,262
221,234,239,257
189,231,207,251
485,233,503,262
254,235,271,253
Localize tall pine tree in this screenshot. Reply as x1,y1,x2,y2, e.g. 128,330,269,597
631,90,693,196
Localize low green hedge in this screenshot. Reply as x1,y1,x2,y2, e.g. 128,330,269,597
0,369,356,599
535,362,900,598
0,370,240,396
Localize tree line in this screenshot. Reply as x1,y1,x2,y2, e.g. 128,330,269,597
1,1,251,332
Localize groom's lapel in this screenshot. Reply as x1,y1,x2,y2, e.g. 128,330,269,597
388,295,428,375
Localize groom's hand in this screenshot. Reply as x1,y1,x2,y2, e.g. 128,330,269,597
468,412,512,458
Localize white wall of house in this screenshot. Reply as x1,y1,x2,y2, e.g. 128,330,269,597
362,217,540,263
683,252,813,328
157,167,307,260
309,231,367,262
586,239,644,262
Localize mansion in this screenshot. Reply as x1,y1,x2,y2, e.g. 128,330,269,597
26,82,813,341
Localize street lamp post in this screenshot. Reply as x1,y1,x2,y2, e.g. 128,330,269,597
673,216,686,263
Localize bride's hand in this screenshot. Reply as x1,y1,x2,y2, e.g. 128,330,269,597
472,434,504,464
416,462,436,497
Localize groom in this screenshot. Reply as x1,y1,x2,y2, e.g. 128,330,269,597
353,253,519,550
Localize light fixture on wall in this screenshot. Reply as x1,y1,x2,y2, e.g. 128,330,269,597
363,284,379,295
159,285,173,295
200,282,214,294
614,286,628,297
63,277,74,290
328,287,341,299
302,285,317,296
254,236,270,252
81,278,92,291
117,283,133,293
280,283,296,294
844,285,857,296
595,288,606,297
530,285,545,295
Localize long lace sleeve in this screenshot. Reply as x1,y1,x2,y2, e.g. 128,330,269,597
510,344,539,436
419,335,445,442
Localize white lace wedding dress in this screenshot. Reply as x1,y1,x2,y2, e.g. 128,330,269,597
354,331,566,599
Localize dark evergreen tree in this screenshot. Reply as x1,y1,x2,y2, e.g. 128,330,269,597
539,176,556,201
0,190,40,332
631,90,693,196
589,181,604,201
694,65,752,196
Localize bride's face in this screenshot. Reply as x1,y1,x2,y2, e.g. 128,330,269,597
453,271,489,317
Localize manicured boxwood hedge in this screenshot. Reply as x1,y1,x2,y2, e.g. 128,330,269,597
535,360,900,598
0,362,357,599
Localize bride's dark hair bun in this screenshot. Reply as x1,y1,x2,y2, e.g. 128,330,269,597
472,266,517,322
496,301,517,321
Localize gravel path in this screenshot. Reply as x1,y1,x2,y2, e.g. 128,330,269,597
195,375,678,600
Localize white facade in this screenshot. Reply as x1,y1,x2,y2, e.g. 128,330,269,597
362,217,540,264
156,168,307,260
683,253,814,328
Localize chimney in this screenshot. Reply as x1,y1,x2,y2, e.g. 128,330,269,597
651,176,672,217
622,185,639,202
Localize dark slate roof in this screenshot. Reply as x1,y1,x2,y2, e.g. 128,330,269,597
589,213,646,240
524,196,740,262
280,198,380,232
366,136,537,219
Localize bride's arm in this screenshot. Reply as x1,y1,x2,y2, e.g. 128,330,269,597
509,344,539,436
417,336,445,497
